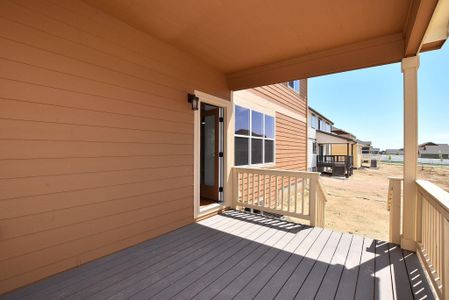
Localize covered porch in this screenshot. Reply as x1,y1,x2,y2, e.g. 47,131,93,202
1,0,449,298
1,210,434,300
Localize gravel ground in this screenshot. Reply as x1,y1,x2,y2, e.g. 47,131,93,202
320,162,449,241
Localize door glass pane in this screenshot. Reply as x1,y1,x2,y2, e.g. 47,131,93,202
235,106,249,135
265,140,274,163
203,114,215,186
265,116,274,138
251,139,263,164
251,111,263,137
235,137,249,166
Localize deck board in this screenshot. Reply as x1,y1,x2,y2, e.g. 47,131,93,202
389,244,414,300
354,237,376,300
294,231,343,299
172,223,295,299
211,223,313,300
402,249,435,300
1,210,435,300
334,234,364,300
374,240,395,300
61,216,238,299
274,229,334,299
314,233,353,300
78,215,260,299
236,227,322,300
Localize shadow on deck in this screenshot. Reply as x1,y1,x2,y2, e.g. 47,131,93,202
1,210,434,300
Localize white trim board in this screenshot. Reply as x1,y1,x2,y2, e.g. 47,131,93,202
193,90,233,219
233,89,306,123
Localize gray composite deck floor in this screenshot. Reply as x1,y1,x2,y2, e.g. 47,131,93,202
2,210,434,300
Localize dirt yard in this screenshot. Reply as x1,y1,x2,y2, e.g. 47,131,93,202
321,163,449,241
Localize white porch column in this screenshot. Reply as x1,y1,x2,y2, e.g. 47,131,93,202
401,56,419,251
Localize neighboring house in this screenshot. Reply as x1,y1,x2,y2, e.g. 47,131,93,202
385,148,405,155
419,142,449,159
331,128,363,168
307,108,366,172
307,107,333,171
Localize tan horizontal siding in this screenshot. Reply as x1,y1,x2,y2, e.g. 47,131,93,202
276,113,307,171
0,0,229,294
253,83,307,116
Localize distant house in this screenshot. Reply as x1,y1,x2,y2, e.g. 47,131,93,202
359,140,372,154
385,148,404,155
419,142,449,159
307,107,334,171
331,128,364,169
307,107,369,175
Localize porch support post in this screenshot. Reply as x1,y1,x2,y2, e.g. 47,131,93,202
401,56,419,251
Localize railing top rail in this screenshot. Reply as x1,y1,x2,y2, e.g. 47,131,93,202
416,179,449,219
388,176,403,181
233,166,320,178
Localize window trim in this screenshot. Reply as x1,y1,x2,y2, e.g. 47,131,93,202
311,114,318,129
287,80,300,93
234,105,275,167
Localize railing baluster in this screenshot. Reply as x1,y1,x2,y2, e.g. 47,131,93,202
437,214,444,276
441,217,449,299
287,176,291,212
251,173,254,206
280,176,283,211
274,175,279,209
263,174,266,208
294,177,298,213
256,174,259,206
269,175,272,209
241,172,245,203
302,179,305,214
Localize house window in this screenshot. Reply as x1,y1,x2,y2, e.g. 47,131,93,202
312,142,317,154
287,80,300,93
234,105,275,166
311,114,318,129
319,119,325,131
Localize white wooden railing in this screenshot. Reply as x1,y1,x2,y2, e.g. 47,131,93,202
387,177,403,244
387,178,449,298
232,167,327,227
416,180,449,299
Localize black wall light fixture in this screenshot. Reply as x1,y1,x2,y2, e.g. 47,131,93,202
187,93,199,111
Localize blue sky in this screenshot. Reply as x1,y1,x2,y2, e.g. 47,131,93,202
309,43,449,150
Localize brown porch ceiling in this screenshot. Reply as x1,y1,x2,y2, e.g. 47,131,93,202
84,0,443,89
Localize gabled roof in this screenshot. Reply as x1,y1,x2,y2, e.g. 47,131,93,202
357,140,372,146
308,107,334,125
419,142,439,147
316,130,355,144
331,127,359,142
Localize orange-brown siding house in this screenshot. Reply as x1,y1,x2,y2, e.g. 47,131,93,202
0,0,446,295
0,2,307,293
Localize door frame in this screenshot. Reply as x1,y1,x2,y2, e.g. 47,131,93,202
199,104,220,201
194,90,234,219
